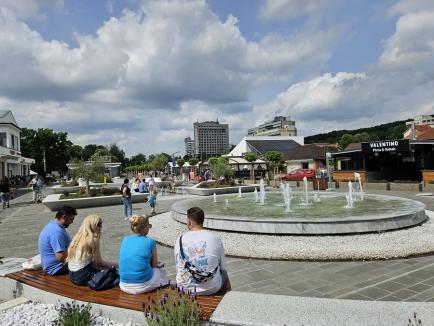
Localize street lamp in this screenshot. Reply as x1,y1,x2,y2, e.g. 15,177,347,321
326,152,332,190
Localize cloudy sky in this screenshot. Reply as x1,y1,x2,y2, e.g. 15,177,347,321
1,0,433,156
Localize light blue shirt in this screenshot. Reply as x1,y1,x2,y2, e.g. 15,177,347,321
139,181,146,193
38,220,71,275
119,235,155,283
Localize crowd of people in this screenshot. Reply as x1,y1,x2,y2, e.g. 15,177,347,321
37,205,230,296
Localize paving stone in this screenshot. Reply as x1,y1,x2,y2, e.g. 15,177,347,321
390,289,420,300
356,287,392,300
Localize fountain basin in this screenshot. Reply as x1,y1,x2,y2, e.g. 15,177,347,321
171,192,427,234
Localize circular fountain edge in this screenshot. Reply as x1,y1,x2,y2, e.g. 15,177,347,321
171,194,427,235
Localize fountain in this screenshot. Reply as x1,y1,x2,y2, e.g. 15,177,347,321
254,188,259,203
238,187,242,198
354,172,364,201
345,181,355,209
259,179,266,205
213,193,217,203
172,188,427,234
302,177,309,205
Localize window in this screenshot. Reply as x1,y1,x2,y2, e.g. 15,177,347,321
0,133,6,147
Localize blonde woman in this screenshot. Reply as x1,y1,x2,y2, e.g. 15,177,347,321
67,214,118,285
119,215,167,294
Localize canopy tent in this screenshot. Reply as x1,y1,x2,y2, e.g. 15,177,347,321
29,170,38,175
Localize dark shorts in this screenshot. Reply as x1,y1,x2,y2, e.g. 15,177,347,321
69,263,100,286
51,262,69,276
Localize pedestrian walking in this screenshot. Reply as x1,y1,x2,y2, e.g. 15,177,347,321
121,178,133,219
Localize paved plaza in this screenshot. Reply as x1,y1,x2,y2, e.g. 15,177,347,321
2,189,434,303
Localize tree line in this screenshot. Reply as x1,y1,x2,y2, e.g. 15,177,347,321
304,119,410,149
20,128,175,175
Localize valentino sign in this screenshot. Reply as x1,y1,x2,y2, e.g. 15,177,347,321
361,139,410,153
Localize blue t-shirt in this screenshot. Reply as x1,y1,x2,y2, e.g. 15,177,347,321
119,235,155,283
139,181,146,193
149,194,156,207
38,220,71,275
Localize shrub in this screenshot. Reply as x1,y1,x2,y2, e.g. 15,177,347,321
143,285,201,325
52,301,93,326
407,312,422,326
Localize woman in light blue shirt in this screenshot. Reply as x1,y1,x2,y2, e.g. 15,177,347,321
119,215,167,294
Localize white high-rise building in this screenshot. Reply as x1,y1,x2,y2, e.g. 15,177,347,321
184,136,195,157
193,120,229,157
248,116,297,136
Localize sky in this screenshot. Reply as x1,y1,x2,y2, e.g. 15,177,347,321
0,0,433,156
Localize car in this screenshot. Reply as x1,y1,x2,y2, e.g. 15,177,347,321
280,168,315,181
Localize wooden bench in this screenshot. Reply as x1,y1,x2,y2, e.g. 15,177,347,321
6,269,229,321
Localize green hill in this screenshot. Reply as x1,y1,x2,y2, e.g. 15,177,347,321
304,119,411,149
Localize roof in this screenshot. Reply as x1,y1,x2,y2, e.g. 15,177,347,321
0,110,20,129
343,143,362,151
246,139,301,157
227,136,304,157
283,144,327,161
404,125,434,140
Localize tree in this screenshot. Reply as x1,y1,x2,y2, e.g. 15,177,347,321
82,144,105,161
338,134,354,150
176,158,185,167
176,158,185,176
210,161,234,183
188,158,199,166
129,153,147,166
68,145,83,160
352,132,370,143
244,152,257,183
108,143,127,166
68,158,105,196
150,153,169,172
218,156,229,164
20,128,73,174
208,157,219,165
264,151,283,180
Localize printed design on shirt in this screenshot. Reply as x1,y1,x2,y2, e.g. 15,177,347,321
178,240,208,285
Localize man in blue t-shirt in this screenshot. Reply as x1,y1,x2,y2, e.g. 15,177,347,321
38,206,77,275
139,179,147,193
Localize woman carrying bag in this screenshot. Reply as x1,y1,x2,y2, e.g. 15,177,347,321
67,215,118,286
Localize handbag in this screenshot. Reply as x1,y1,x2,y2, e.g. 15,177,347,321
88,266,119,291
179,235,218,283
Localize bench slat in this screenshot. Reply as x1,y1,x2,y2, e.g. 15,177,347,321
6,270,226,321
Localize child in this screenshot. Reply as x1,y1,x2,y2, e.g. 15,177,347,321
148,190,158,215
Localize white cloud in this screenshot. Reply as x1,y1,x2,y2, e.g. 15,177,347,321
259,0,340,21
0,0,63,19
0,0,338,155
255,2,434,138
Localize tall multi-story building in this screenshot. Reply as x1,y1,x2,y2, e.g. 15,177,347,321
184,136,195,157
193,120,229,157
248,116,297,136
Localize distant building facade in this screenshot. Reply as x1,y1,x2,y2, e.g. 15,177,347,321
248,116,297,137
414,115,434,125
184,136,195,157
193,120,229,156
0,110,35,178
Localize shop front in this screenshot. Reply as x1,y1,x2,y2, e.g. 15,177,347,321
332,139,433,182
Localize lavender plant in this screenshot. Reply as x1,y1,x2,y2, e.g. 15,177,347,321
143,282,201,326
408,312,422,326
52,301,93,326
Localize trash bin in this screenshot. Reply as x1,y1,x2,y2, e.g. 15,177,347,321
313,177,328,190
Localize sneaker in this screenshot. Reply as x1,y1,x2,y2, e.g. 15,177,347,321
6,203,9,208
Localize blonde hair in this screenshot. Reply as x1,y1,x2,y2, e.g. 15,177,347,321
130,214,150,234
67,214,102,261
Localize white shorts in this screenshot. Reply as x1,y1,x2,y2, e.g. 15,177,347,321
120,267,168,294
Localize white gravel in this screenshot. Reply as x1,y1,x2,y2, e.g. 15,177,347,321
149,211,434,260
0,302,141,326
